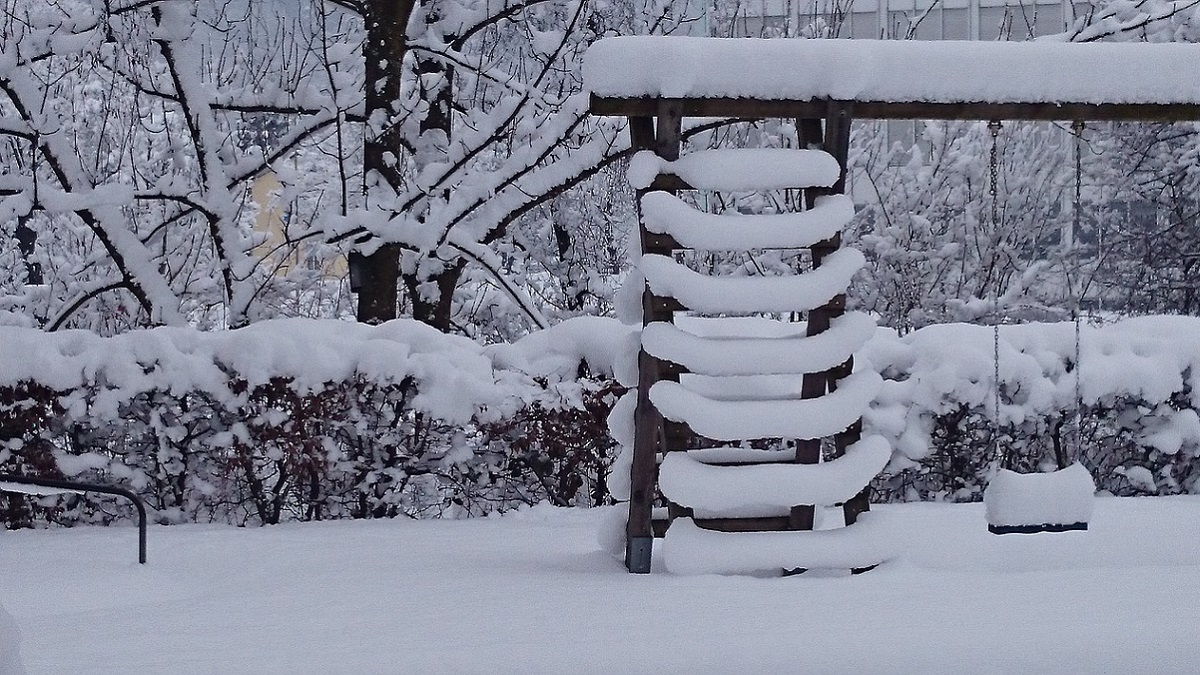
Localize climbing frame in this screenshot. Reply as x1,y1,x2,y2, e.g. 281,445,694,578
612,100,890,576
586,36,1200,575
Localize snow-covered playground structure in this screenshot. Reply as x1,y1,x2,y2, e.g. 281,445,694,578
585,37,1200,574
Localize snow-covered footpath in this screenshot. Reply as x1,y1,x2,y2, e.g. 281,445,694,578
4,498,1200,674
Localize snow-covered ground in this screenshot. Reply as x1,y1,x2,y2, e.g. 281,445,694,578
4,497,1200,674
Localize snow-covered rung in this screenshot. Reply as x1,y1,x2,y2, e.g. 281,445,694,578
662,512,895,575
627,149,841,191
643,312,875,376
639,248,864,314
660,435,891,518
641,193,854,251
649,370,882,441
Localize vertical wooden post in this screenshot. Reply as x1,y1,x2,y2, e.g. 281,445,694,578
790,115,827,532
823,101,853,196
821,101,871,525
625,116,657,573
626,104,681,573
792,102,863,531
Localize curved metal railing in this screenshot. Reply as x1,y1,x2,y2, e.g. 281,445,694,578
0,473,147,564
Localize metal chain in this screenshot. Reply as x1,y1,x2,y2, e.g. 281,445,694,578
989,120,1001,234
1072,120,1085,463
988,120,1003,466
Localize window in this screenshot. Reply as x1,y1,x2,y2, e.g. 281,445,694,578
942,7,971,39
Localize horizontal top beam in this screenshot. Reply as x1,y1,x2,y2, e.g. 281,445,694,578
585,38,1200,121
590,96,1200,122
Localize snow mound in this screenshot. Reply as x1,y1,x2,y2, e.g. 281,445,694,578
659,436,891,518
662,512,896,575
493,315,635,379
984,463,1096,528
0,602,25,675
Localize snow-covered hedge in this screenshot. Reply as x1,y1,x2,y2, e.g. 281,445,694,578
1,318,629,526
865,316,1200,500
4,315,1198,528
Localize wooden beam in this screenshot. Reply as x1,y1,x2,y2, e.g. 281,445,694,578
593,95,1200,123
642,231,681,252
693,515,796,533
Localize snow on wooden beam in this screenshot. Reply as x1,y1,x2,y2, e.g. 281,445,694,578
659,435,891,517
641,193,854,251
649,370,882,441
586,38,1200,121
642,311,875,376
639,247,863,314
593,97,1200,122
662,512,895,575
628,149,842,191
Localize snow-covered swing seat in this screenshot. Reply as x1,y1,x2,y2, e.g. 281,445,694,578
584,37,1200,574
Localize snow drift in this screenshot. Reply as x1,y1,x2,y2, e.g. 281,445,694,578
0,602,24,675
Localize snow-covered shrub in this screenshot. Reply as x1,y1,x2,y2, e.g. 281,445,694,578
0,318,627,528
0,381,64,527
866,317,1200,501
476,378,624,509
6,314,1200,525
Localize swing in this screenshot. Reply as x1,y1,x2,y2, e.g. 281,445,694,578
981,120,1096,535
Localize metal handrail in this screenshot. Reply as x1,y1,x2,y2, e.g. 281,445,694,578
0,473,147,564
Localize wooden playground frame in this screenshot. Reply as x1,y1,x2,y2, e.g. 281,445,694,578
592,52,1200,573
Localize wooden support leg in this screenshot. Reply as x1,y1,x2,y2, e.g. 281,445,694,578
626,346,661,573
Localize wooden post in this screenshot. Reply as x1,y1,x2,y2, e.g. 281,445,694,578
625,104,682,573
793,102,860,530
791,115,826,531
625,116,657,573
821,101,871,525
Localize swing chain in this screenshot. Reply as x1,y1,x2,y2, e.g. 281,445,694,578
1072,120,1086,462
988,120,1002,232
988,120,1003,466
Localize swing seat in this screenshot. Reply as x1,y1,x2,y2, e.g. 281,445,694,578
984,462,1095,535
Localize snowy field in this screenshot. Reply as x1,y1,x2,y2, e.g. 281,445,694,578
4,498,1200,674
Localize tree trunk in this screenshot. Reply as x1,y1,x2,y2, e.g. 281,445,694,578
402,260,465,331
356,0,417,323
353,244,402,324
